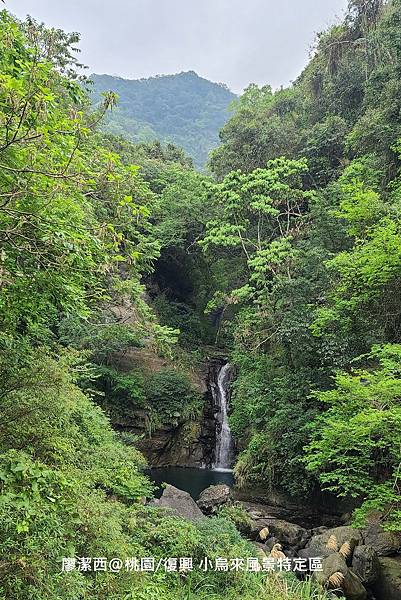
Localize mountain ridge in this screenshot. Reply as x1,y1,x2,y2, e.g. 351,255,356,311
89,70,236,168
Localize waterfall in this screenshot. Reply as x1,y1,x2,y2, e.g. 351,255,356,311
213,363,234,471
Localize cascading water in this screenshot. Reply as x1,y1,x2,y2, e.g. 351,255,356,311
213,363,235,470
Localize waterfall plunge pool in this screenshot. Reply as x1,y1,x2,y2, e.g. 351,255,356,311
148,466,235,500
146,363,236,500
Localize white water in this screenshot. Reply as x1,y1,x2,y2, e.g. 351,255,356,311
214,363,234,470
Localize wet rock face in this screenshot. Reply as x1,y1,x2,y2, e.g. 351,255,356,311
112,363,218,468
373,556,401,600
197,484,231,514
352,545,380,586
114,358,238,469
151,484,204,521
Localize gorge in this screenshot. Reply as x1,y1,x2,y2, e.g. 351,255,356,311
2,3,401,600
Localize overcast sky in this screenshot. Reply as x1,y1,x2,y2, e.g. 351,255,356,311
9,0,348,93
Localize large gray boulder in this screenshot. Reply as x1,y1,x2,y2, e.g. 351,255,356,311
362,520,401,556
373,556,401,600
352,545,380,586
239,502,309,550
249,517,277,540
314,553,367,600
310,526,329,537
262,518,309,550
197,484,231,514
307,525,362,559
314,552,348,586
342,569,368,600
152,484,204,521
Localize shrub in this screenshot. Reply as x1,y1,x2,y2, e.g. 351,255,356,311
145,368,203,422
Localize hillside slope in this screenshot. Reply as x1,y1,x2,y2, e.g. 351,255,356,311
90,70,236,168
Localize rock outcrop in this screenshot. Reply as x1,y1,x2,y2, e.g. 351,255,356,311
151,484,204,521
112,359,218,468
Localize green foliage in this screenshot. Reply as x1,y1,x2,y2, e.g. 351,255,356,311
153,165,211,249
146,368,203,423
231,354,319,495
305,344,401,530
216,503,253,534
209,0,401,186
312,155,401,357
151,293,213,347
201,157,313,348
209,85,302,179
89,71,235,169
199,1,401,524
199,159,326,495
0,450,72,534
99,366,147,407
0,347,154,599
2,2,401,598
95,363,204,438
0,10,159,344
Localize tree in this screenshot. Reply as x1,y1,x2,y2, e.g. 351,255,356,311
305,344,401,530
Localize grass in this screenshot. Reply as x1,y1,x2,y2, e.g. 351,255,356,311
142,573,343,600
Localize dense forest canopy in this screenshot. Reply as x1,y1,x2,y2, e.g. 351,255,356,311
203,0,401,527
1,0,401,598
89,71,236,169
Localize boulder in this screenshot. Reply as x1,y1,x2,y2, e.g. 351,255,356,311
250,518,275,540
253,541,267,552
307,525,362,559
298,547,317,561
373,556,401,600
297,545,334,563
265,519,309,550
246,514,308,549
265,536,280,552
197,484,231,514
362,520,401,556
240,502,280,522
152,484,204,521
315,553,367,600
314,552,348,587
342,569,368,600
352,545,380,586
310,526,329,537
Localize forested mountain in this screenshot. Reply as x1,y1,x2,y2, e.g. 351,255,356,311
1,1,401,599
89,71,236,168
